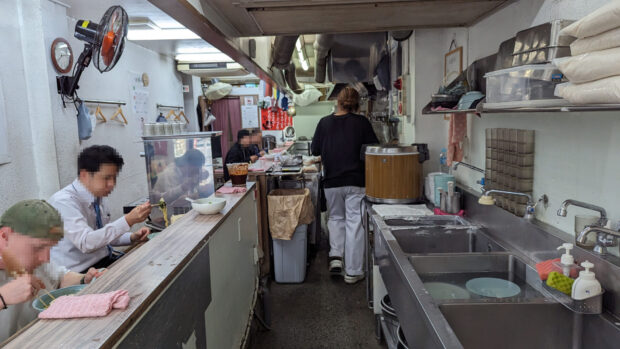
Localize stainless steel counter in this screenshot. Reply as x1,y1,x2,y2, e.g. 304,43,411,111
374,188,620,349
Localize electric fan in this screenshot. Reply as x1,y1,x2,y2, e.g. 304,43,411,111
57,6,128,99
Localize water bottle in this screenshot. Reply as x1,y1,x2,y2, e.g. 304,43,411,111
439,148,449,173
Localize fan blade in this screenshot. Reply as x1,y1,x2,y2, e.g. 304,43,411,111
101,31,116,66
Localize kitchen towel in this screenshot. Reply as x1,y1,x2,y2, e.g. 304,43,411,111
447,113,467,166
38,290,130,319
216,186,248,194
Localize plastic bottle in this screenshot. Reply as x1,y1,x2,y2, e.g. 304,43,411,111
556,243,576,277
571,261,602,300
439,148,449,173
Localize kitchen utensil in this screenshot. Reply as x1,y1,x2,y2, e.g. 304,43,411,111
191,197,227,215
513,20,575,54
446,192,462,214
447,181,454,197
365,145,423,204
439,189,447,212
466,277,521,298
431,94,460,109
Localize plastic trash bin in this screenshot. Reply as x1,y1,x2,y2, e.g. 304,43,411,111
273,224,307,283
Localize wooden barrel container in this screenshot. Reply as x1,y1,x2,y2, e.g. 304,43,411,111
365,145,423,204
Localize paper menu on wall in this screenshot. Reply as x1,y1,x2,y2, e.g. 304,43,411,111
129,72,150,137
241,105,259,128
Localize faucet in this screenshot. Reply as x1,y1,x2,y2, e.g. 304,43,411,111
557,199,608,226
478,189,536,221
452,161,486,192
577,226,620,255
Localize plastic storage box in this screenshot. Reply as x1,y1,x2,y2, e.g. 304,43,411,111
273,224,307,283
484,64,567,105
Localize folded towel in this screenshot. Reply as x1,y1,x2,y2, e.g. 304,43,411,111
216,186,247,194
39,290,130,319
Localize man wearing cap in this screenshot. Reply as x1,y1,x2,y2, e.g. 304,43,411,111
0,200,103,343
49,145,152,273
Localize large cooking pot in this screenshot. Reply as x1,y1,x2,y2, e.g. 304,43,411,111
365,144,426,204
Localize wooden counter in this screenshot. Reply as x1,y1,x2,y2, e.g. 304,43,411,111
3,183,259,349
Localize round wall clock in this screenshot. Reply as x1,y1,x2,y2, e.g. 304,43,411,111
50,38,73,74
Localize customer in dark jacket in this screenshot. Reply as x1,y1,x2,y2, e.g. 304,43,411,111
224,129,256,180
311,86,379,284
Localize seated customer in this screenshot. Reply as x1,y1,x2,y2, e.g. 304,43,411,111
249,129,266,157
50,145,152,272
152,148,211,206
223,130,257,180
0,200,103,343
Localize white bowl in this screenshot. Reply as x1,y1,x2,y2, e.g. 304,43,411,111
191,197,227,215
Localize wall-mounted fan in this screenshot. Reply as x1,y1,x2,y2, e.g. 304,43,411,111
57,6,128,100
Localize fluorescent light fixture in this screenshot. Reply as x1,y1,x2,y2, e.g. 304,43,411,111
296,39,302,50
300,59,309,71
127,28,200,41
176,47,221,54
175,53,234,63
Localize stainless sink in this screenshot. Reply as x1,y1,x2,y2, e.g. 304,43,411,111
409,253,543,302
439,302,573,349
385,215,469,227
392,228,505,254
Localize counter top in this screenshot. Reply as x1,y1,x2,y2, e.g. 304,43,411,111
2,183,256,349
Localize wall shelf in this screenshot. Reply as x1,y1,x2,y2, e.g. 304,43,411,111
422,100,620,116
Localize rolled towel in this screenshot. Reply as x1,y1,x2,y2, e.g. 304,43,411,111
39,290,130,319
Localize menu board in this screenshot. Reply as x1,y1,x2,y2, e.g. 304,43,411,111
261,107,293,131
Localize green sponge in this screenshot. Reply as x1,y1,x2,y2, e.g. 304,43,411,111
546,271,574,295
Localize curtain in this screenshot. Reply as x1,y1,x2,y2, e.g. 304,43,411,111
210,97,242,158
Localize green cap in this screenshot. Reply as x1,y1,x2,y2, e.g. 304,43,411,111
0,200,64,240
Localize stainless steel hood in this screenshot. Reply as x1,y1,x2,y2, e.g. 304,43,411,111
148,0,515,88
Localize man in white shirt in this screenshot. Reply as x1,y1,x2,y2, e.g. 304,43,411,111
0,200,103,343
50,145,152,272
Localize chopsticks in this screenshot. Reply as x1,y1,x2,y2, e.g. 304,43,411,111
2,250,55,307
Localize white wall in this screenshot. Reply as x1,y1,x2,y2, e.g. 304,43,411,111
407,0,620,253
0,0,56,214
293,101,334,139
0,0,187,222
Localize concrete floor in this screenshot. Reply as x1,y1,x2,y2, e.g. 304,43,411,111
251,242,385,349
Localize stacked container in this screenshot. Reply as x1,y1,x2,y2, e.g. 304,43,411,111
485,128,535,216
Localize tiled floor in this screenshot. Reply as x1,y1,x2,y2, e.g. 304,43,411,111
251,241,385,349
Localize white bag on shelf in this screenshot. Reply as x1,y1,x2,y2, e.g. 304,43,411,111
555,76,620,104
553,47,620,83
571,27,620,55
560,1,620,38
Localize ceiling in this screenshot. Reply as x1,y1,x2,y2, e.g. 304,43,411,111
62,0,226,61
197,0,515,36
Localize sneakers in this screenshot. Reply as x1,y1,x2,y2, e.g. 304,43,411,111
328,257,343,274
344,274,365,284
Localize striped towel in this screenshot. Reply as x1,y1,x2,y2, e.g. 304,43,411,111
38,290,130,319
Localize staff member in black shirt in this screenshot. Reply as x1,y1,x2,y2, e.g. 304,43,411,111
311,87,379,284
223,129,257,180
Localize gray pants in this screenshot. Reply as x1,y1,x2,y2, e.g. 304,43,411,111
324,186,365,276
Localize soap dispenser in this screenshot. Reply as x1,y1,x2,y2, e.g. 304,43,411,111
555,243,576,277
571,261,602,300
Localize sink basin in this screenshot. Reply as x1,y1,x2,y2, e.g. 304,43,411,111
392,227,505,254
409,253,543,302
385,215,469,227
439,302,573,349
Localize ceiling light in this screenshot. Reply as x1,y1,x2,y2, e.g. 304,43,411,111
175,53,234,63
296,39,302,50
176,47,221,54
127,28,200,41
300,59,309,71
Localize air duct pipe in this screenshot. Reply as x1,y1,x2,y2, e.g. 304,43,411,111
271,35,299,69
314,34,333,83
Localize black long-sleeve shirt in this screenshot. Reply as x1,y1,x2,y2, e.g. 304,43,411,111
311,113,379,188
224,143,252,180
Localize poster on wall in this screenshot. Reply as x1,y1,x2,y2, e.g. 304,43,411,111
129,72,150,137
261,107,293,131
240,95,260,129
